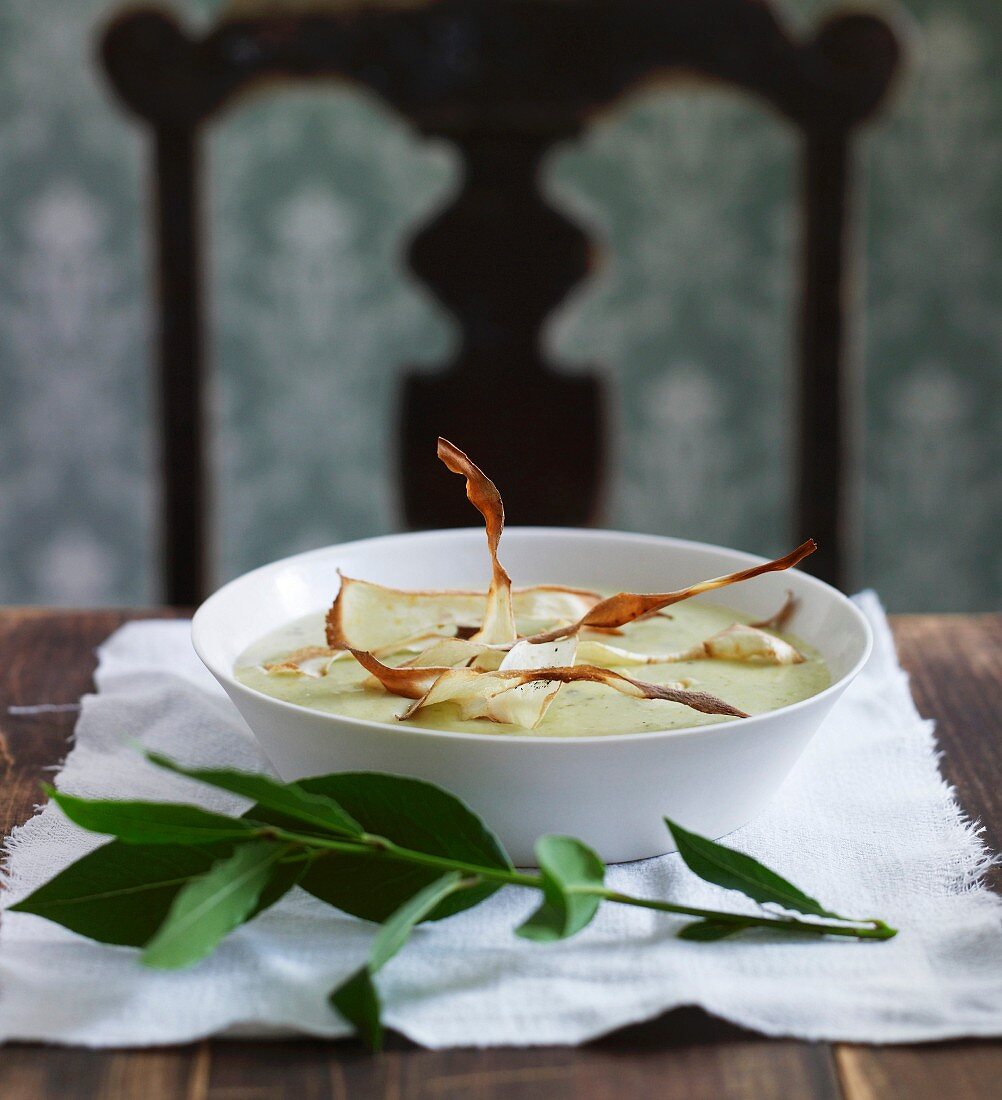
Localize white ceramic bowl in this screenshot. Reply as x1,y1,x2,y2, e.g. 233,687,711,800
192,528,871,864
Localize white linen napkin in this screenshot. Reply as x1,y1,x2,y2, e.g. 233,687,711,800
2,593,1001,1048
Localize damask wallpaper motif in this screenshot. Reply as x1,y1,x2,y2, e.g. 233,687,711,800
0,0,998,609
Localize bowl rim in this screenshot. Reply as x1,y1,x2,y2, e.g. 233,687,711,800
192,526,873,747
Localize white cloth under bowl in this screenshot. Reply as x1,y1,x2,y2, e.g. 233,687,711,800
1,593,1001,1047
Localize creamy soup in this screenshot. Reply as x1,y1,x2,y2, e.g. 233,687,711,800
235,600,829,738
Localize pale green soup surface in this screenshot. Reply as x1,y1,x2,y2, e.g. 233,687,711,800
235,598,830,738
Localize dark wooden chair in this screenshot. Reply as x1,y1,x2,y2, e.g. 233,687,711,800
99,0,900,605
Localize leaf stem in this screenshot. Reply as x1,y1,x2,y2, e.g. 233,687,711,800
593,888,896,940
258,826,544,889
258,825,895,940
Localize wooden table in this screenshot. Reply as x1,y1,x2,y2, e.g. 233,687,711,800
1,610,999,1099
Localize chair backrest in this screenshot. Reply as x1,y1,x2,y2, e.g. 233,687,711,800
101,0,900,604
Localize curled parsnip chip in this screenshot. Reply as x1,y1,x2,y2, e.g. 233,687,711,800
529,540,817,642
576,624,804,667
699,623,804,664
404,637,507,670
268,627,456,678
751,591,798,632
663,623,804,665
350,649,450,700
490,636,580,727
513,587,604,626
264,646,339,678
351,651,747,727
326,574,600,650
437,438,517,644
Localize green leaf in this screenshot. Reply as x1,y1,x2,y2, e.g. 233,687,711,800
47,786,257,846
249,773,511,923
251,855,309,918
330,969,382,1051
142,841,286,969
146,753,363,838
367,872,466,970
9,840,231,946
516,835,605,942
330,872,465,1051
665,818,843,920
677,919,750,942
11,836,303,949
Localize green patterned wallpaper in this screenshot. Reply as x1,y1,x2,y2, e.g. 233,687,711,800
0,1,999,609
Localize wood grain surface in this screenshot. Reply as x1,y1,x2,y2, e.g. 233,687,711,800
0,609,999,1099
